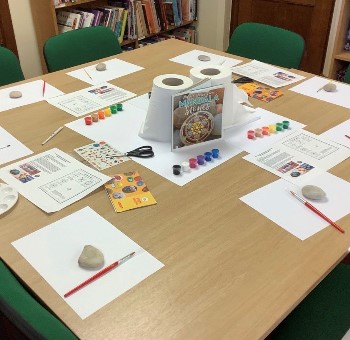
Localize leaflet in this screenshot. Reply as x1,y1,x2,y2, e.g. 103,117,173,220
0,148,110,212
47,82,136,117
231,60,305,88
244,130,350,184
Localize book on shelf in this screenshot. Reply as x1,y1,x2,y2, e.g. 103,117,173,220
141,0,157,34
69,9,95,28
56,11,81,33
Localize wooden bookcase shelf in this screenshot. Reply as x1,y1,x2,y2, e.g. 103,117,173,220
329,0,350,79
30,0,197,73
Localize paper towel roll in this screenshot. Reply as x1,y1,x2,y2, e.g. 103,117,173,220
139,74,193,142
190,66,237,128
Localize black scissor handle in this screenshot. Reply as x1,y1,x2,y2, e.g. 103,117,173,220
126,146,154,158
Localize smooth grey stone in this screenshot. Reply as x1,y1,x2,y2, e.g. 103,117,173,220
78,245,104,269
198,54,211,62
95,62,107,71
301,185,326,200
9,90,22,99
323,83,336,92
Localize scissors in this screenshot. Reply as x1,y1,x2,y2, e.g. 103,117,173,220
119,146,154,158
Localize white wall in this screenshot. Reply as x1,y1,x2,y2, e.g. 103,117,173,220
8,0,42,78
196,0,232,51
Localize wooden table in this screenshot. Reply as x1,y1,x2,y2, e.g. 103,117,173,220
1,39,350,340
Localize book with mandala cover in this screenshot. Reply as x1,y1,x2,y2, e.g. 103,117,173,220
238,82,283,102
171,84,225,150
104,171,157,212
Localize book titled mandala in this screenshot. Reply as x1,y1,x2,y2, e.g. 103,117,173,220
171,84,225,150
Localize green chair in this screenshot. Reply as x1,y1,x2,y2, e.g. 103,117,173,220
344,65,350,84
0,259,77,339
269,263,350,340
227,22,305,69
0,46,25,87
43,26,122,72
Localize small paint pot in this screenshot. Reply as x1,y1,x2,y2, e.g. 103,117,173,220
282,120,290,129
110,105,117,114
172,165,181,175
262,126,270,135
84,116,92,125
269,124,276,133
91,113,99,122
98,110,105,119
211,148,219,158
247,130,255,139
255,128,263,137
204,151,212,162
104,108,112,117
181,161,190,172
189,158,197,168
117,103,123,111
197,155,205,165
276,122,283,131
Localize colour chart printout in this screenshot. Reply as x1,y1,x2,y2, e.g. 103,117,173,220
0,148,110,212
46,82,136,117
243,130,350,185
230,60,305,88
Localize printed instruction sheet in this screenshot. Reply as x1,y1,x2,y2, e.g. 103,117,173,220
231,60,305,88
47,82,136,117
0,148,110,212
243,130,350,185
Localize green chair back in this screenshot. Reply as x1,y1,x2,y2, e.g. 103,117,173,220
44,26,122,72
344,65,350,84
0,259,77,339
227,22,305,69
269,263,350,340
0,46,25,86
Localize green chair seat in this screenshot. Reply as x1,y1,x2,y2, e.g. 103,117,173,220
227,22,305,69
0,259,77,339
44,26,122,72
269,263,350,340
0,46,25,87
344,65,350,84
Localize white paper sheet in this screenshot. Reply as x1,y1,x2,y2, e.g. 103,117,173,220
0,148,110,212
0,126,33,165
66,94,243,186
240,172,350,240
231,60,305,88
224,108,306,154
0,80,64,113
12,207,164,319
289,76,350,109
169,49,242,68
243,130,350,185
66,58,144,85
46,82,136,117
320,119,350,147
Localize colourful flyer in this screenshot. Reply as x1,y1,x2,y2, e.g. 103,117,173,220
104,171,156,212
239,83,283,102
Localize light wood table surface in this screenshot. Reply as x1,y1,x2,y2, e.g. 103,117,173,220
1,39,350,340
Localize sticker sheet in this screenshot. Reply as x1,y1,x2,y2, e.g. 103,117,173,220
74,141,129,170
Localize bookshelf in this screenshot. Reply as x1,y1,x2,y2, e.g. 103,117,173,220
328,0,350,80
29,0,197,73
